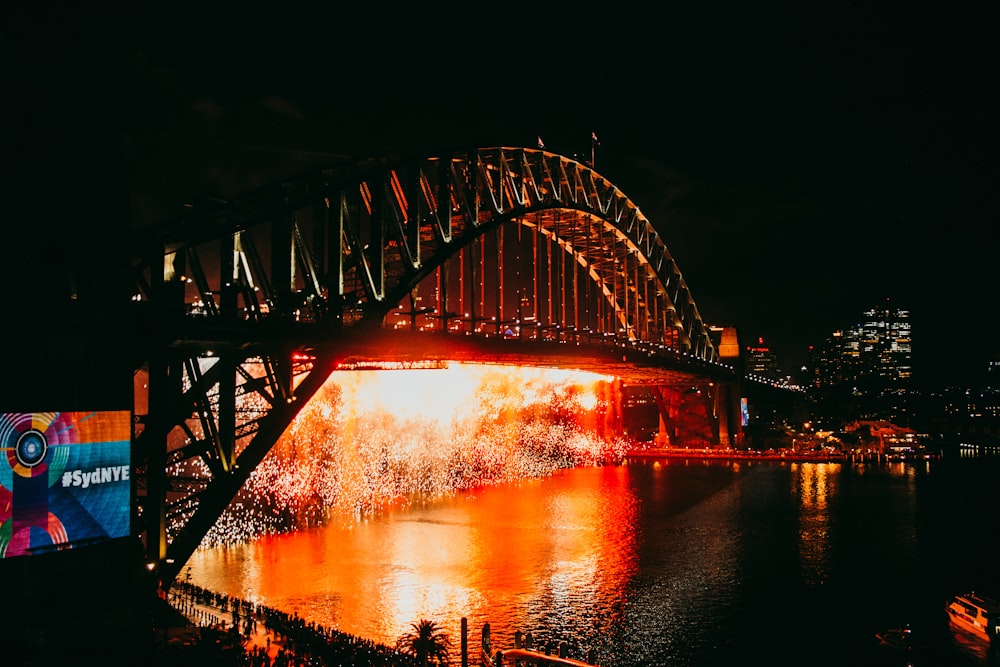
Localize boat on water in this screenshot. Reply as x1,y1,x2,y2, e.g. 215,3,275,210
946,592,999,642
875,624,916,651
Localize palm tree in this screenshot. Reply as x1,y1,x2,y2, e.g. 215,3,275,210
396,618,452,666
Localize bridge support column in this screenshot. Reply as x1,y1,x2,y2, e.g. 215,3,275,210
651,383,721,449
218,354,236,470
713,379,744,448
714,383,731,447
715,326,745,448
145,353,168,579
143,275,185,589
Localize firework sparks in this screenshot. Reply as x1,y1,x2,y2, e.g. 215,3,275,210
201,364,628,546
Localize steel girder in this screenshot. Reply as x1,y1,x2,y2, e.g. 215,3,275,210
130,147,729,587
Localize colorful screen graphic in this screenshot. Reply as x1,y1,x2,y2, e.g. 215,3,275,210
740,397,750,427
0,411,131,558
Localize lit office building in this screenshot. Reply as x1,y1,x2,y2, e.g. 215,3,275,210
859,304,912,383
746,336,782,380
807,303,912,389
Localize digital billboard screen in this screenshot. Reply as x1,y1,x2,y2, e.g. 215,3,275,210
0,411,131,558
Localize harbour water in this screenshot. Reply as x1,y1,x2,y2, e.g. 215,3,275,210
186,454,1000,666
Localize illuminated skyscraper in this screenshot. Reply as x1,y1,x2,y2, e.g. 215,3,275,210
745,336,782,380
807,302,912,388
859,303,912,383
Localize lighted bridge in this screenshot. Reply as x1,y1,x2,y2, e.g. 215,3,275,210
130,147,745,586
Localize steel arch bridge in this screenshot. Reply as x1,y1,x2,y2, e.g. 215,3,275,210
130,147,739,587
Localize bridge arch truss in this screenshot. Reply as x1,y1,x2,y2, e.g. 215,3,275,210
130,147,725,585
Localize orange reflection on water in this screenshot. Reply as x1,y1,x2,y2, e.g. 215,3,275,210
188,465,640,649
792,462,840,586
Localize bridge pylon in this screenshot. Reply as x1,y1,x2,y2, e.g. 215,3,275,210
646,326,744,449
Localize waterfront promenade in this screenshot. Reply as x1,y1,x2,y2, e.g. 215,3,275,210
626,446,850,463
625,445,946,463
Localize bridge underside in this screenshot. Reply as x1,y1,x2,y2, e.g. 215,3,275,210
306,330,723,384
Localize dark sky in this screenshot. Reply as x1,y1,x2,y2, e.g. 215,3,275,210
5,5,997,388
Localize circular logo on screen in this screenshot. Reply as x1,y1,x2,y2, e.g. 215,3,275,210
15,429,48,468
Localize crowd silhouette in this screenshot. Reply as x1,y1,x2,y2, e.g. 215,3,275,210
169,581,423,666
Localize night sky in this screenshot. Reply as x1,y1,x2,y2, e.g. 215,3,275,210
5,6,997,388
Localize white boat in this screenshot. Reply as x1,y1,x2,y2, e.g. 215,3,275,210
946,591,999,642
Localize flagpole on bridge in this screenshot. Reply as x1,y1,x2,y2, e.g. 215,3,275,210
591,131,599,168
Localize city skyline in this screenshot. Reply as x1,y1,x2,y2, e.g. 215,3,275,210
743,299,916,384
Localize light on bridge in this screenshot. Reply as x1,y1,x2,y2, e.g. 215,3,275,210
334,360,450,371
